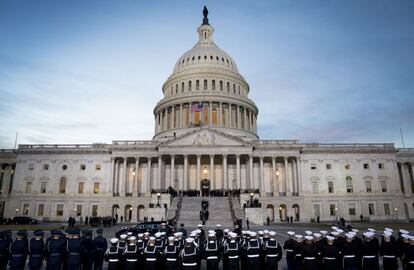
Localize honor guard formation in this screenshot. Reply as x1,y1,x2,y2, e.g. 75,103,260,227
1,224,414,270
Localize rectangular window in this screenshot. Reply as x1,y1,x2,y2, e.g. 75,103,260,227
59,178,66,194
28,164,34,170
349,204,356,216
363,163,369,169
365,181,372,193
78,182,84,194
37,204,44,216
43,164,49,170
310,164,317,170
313,205,320,217
93,182,99,194
328,182,334,193
326,164,332,170
346,178,353,193
95,164,101,171
23,204,29,216
56,204,64,216
378,163,384,169
92,205,98,217
25,182,32,193
76,205,82,217
384,203,390,215
368,204,374,215
329,204,336,216
80,164,86,170
381,180,387,192
312,181,318,194
40,182,47,193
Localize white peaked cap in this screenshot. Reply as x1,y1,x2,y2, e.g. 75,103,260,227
352,229,359,233
368,228,376,232
149,236,156,241
384,228,393,232
382,232,392,237
400,229,409,234
208,230,215,234
155,232,162,237
144,232,150,235
331,226,338,230
409,236,414,241
320,231,328,235
198,224,203,227
263,230,269,234
313,233,322,238
269,231,276,236
250,232,257,237
111,238,119,244
120,234,127,239
168,236,175,241
345,233,354,239
331,232,340,236
326,236,335,241
186,238,194,243
138,233,144,237
305,231,312,235
258,231,264,235
348,232,356,236
295,235,303,239
216,224,221,227
174,233,180,237
230,232,238,238
336,229,344,233
305,236,314,241
128,236,136,241
402,234,410,240
127,232,133,236
363,232,375,238
196,229,201,234
223,229,230,233
287,231,295,236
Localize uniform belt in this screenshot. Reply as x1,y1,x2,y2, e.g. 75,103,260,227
323,257,336,260
248,254,260,258
295,254,302,257
69,252,80,256
409,261,414,264
31,254,42,258
50,253,61,256
266,254,279,257
363,255,376,259
343,255,355,258
126,259,138,262
146,258,157,261
304,257,316,260
207,256,218,260
167,258,177,261
228,255,239,259
12,254,23,257
383,255,396,259
183,262,197,266
286,249,293,252
109,259,119,262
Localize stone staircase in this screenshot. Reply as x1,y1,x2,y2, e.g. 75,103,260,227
165,196,181,220
177,197,234,228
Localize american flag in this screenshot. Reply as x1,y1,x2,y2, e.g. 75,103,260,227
190,102,204,112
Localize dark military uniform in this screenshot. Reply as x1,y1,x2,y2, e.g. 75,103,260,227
66,231,82,270
123,243,140,270
28,230,45,270
321,244,340,270
263,239,282,270
293,240,303,270
93,229,107,270
9,230,28,270
403,244,414,270
181,243,200,270
0,231,11,270
283,238,296,270
245,238,261,270
46,230,64,270
164,242,179,270
342,241,359,270
204,239,220,270
104,241,122,270
302,241,318,270
144,244,161,270
81,231,95,270
361,239,379,270
380,240,398,270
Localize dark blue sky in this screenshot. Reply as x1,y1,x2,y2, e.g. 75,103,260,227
0,0,413,148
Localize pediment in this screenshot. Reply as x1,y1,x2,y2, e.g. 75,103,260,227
160,128,250,147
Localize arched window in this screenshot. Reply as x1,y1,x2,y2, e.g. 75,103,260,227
233,84,236,93
59,177,66,194
220,81,223,91
212,80,216,90
226,82,230,92
175,84,178,94
204,79,207,90
204,55,207,60
181,82,184,92
188,81,192,91
238,85,240,95
170,86,173,96
210,55,213,60
196,80,200,90
346,176,353,193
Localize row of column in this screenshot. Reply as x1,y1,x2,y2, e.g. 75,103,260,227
155,102,257,134
111,155,300,197
398,162,414,197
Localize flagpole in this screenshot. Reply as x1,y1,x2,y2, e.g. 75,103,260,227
400,128,405,148
14,132,18,149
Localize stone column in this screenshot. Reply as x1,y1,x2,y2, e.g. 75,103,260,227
114,159,119,195
210,155,214,189
154,115,158,134
197,155,201,191
157,156,162,191
179,104,183,128
297,157,302,193
209,102,212,126
249,155,254,189
401,163,412,197
223,155,228,189
164,108,168,130
260,157,264,193
237,105,241,129
133,157,139,196
111,158,116,195
121,157,127,196
171,105,175,129
183,155,188,190
229,104,232,128
146,158,152,192
219,103,223,127
292,158,298,196
272,157,277,196
244,107,247,130
236,155,241,189
170,155,175,188
284,157,289,195
250,112,254,133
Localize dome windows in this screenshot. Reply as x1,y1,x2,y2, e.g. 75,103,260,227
188,81,192,91
203,80,207,90
220,81,223,91
196,80,200,90
227,82,230,92
175,84,178,94
181,82,185,92
192,56,195,61
216,56,219,61
204,55,207,60
233,84,236,93
212,80,216,90
210,55,213,60
198,55,201,60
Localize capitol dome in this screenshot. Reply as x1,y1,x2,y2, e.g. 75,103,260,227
153,7,259,140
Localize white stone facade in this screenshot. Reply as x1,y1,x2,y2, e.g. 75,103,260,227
1,14,413,224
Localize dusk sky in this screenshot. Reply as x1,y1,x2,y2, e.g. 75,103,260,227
0,0,413,149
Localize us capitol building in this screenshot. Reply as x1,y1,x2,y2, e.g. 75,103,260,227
1,9,413,225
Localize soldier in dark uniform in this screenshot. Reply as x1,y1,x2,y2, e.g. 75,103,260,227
179,224,188,239
45,229,64,270
380,232,398,270
263,231,282,270
321,235,340,270
164,236,180,270
361,231,379,270
93,228,107,270
66,229,82,270
223,232,239,270
0,231,11,270
283,231,296,270
342,233,359,270
302,236,318,270
28,230,45,270
9,229,28,270
244,231,261,270
293,235,303,270
215,225,224,243
144,236,161,270
403,235,414,270
123,236,140,270
180,237,200,270
204,232,221,270
104,238,121,270
81,229,95,270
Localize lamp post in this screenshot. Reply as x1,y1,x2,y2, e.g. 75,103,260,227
250,192,254,206
276,169,280,195
132,169,136,176
335,207,338,221
202,166,208,178
395,208,398,222
15,208,18,217
157,192,161,207
279,206,283,222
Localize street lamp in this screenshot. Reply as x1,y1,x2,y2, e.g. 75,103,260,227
15,208,18,216
250,192,254,206
132,169,136,176
202,166,208,178
395,208,398,222
157,192,161,207
335,207,338,221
